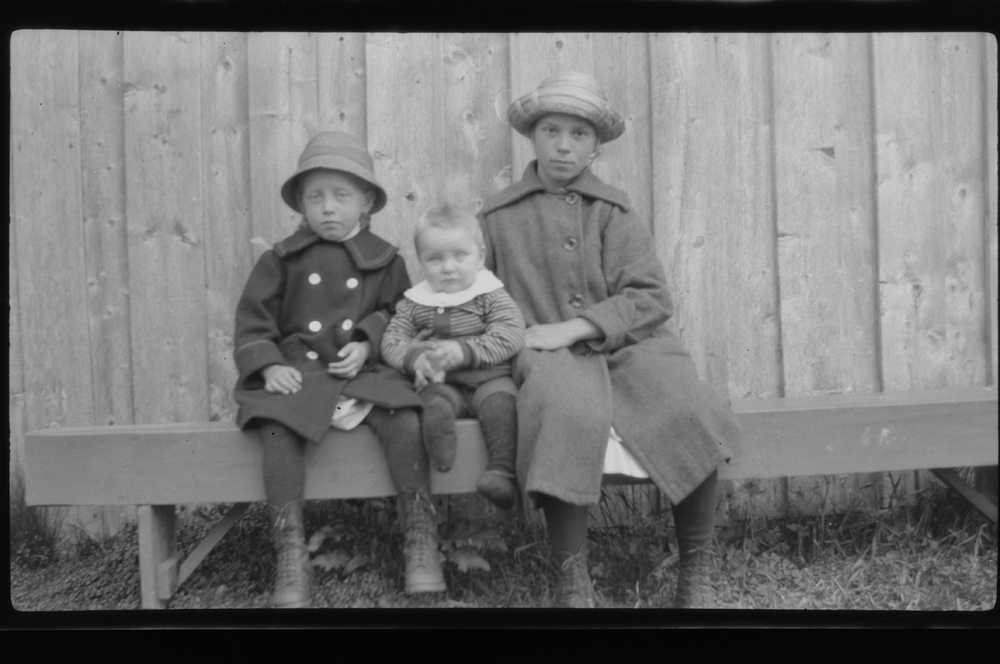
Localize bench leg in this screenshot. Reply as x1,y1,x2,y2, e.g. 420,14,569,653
138,505,176,609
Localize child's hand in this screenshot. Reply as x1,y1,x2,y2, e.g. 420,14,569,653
524,319,602,351
425,340,465,373
262,364,303,394
413,352,445,387
328,341,371,379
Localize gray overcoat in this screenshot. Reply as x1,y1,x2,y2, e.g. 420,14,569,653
479,163,739,506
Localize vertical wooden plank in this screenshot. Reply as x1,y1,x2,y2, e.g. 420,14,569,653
11,30,95,433
247,32,319,256
317,33,367,139
123,32,209,424
772,33,880,513
78,30,134,537
651,34,783,519
10,131,26,477
366,33,510,279
874,33,989,505
80,30,132,428
985,33,998,388
202,32,252,424
875,33,989,393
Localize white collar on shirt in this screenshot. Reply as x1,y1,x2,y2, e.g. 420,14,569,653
404,269,505,307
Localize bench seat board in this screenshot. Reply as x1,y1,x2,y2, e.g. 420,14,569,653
24,388,998,507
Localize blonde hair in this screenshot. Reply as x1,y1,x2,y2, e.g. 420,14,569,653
414,203,485,256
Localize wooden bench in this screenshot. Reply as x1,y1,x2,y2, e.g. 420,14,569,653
24,387,998,609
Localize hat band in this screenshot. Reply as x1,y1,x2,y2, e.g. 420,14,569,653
298,143,374,170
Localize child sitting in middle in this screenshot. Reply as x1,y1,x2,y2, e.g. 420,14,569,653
382,203,524,509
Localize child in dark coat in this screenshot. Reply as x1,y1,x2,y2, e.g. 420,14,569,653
382,204,525,509
233,132,447,605
479,72,740,608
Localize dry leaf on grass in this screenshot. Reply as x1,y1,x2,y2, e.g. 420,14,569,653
448,548,491,573
312,550,351,572
344,554,369,575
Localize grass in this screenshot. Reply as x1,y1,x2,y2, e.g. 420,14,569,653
9,479,997,616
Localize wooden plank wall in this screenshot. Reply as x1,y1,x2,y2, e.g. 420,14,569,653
10,31,998,534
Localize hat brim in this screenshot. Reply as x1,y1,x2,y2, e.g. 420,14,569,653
508,92,625,144
280,154,388,215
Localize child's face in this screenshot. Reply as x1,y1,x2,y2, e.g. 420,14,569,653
531,113,599,189
418,226,485,294
299,169,375,242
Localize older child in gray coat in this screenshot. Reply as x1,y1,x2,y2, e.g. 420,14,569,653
479,72,740,608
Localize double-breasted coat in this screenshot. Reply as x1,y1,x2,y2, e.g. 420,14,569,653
233,227,423,444
479,163,739,506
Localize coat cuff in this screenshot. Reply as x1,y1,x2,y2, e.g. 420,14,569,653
459,341,476,369
354,311,390,364
402,346,425,373
578,298,635,353
234,339,286,381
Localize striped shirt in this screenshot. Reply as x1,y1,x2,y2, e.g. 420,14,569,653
381,288,525,373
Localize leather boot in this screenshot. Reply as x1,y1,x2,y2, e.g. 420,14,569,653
397,488,446,594
673,546,716,609
268,501,313,608
552,549,596,608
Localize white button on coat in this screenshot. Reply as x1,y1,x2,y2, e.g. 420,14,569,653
342,319,353,331
346,278,359,289
306,351,319,360
308,273,321,285
309,321,322,332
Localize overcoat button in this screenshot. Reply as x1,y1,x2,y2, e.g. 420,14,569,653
306,351,319,360
342,319,353,331
569,294,584,308
565,192,580,205
308,273,321,285
346,278,359,289
563,237,578,251
308,321,322,332
436,307,445,314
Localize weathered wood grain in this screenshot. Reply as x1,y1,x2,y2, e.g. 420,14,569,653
875,33,989,392
201,32,252,425
366,33,509,279
651,33,783,519
11,31,95,432
123,32,209,424
247,33,319,256
985,33,998,388
80,30,132,428
317,33,367,139
10,132,26,474
25,389,997,507
772,33,881,513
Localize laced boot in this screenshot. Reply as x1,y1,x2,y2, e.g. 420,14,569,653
673,546,716,609
551,549,596,608
268,501,313,608
397,488,446,594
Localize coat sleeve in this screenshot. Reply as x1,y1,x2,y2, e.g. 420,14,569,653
233,250,288,382
462,289,526,369
379,298,422,374
577,203,674,353
354,255,411,366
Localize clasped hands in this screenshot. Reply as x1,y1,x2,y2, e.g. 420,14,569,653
410,330,465,388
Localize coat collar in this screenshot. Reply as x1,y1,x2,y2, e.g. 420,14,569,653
481,161,630,215
272,227,399,270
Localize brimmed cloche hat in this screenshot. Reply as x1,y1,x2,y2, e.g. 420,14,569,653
280,132,388,214
507,71,625,144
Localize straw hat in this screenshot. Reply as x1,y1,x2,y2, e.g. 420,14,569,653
280,132,388,214
507,71,625,144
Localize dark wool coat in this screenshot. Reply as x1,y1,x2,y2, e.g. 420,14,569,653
479,162,739,506
234,227,423,443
